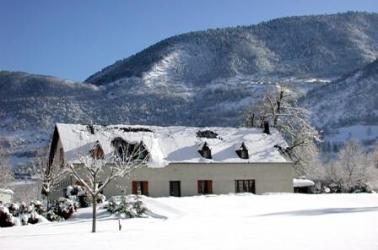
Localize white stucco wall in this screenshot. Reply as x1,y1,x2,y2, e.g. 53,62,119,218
106,162,294,197
49,156,294,199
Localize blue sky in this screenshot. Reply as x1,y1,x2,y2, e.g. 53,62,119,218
1,0,377,81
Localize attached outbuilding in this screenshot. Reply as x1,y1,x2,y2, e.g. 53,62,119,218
293,178,315,193
47,123,295,198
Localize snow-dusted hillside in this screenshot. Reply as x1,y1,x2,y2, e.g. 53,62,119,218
303,59,378,147
0,71,103,166
1,12,378,167
86,12,378,86
1,194,378,250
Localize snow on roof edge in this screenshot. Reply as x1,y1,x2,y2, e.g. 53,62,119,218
0,189,14,195
293,179,315,187
55,123,291,168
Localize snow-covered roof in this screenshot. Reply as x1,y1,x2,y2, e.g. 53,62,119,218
0,188,14,195
293,179,315,188
55,123,290,168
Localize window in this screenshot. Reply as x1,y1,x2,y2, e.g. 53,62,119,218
169,181,181,197
132,181,149,196
235,180,255,193
198,180,213,194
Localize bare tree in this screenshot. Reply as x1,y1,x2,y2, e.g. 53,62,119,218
244,100,266,128
0,147,13,189
67,140,149,233
322,140,373,192
337,140,369,191
367,141,378,190
28,147,67,201
371,141,378,169
40,159,68,201
245,86,319,174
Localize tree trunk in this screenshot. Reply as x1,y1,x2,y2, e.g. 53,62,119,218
92,194,97,233
45,193,50,210
274,90,284,126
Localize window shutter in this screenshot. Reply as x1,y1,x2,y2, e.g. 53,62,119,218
132,181,138,194
197,181,201,194
207,180,213,194
143,181,149,196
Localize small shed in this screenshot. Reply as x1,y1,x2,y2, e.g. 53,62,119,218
293,178,315,193
0,188,14,204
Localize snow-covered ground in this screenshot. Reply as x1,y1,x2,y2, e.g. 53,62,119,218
1,193,378,250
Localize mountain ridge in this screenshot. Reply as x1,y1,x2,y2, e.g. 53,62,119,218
86,11,378,86
1,11,378,167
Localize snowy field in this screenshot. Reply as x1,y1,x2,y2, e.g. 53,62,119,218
1,193,378,250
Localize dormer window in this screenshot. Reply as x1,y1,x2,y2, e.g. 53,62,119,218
236,142,249,159
198,142,212,159
136,141,149,161
112,137,132,159
89,141,104,160
111,137,149,162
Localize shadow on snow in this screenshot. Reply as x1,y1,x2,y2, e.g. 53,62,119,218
258,206,378,217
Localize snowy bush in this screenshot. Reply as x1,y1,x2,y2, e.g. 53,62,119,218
0,205,16,227
77,194,91,208
7,203,20,216
45,209,62,222
26,211,47,225
31,200,46,215
64,185,105,208
47,198,78,221
0,201,49,227
0,198,78,226
310,180,373,194
105,195,147,218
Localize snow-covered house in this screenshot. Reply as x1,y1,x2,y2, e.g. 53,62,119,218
0,188,14,203
48,123,294,198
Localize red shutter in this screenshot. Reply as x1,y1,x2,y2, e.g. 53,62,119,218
197,181,201,194
132,181,138,194
207,180,213,194
143,181,149,196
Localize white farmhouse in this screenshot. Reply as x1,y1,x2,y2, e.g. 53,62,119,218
47,123,295,198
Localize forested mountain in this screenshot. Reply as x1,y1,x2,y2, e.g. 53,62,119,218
302,59,378,148
1,12,378,167
86,11,378,86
